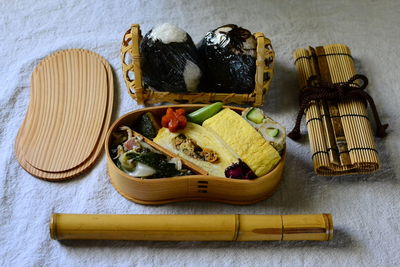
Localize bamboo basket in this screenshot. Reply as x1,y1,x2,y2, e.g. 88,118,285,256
105,105,286,205
121,24,275,106
293,44,379,175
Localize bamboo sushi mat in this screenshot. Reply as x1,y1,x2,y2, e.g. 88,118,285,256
293,45,380,175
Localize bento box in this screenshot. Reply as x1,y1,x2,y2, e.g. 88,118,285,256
121,24,275,106
105,105,286,205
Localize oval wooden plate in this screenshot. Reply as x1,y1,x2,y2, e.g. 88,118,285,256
23,50,108,172
15,49,114,180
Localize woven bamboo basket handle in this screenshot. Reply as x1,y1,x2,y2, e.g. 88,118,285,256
121,24,145,105
254,32,274,106
121,24,275,106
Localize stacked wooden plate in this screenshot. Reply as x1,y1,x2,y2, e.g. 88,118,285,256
15,49,114,180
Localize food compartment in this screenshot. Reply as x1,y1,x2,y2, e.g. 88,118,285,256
105,105,286,205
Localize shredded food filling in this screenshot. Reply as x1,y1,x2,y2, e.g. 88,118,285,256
173,134,218,163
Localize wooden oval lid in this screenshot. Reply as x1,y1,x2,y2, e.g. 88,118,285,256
15,49,114,179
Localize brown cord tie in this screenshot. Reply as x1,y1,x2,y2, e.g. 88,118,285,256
288,74,388,140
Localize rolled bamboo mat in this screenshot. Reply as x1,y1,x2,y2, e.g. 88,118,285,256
293,44,379,175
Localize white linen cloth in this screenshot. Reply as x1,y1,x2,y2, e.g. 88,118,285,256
1,0,399,266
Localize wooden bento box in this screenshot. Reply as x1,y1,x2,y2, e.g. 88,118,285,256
121,24,275,106
105,105,286,205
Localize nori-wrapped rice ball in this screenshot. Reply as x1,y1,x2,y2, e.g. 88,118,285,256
197,24,257,93
140,23,202,93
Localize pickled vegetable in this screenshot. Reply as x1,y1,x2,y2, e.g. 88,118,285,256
161,108,187,132
266,128,279,137
187,102,223,124
246,108,264,124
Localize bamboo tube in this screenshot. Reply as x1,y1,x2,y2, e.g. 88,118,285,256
50,213,333,241
293,44,379,175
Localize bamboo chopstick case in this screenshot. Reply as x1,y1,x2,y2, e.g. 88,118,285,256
289,44,388,176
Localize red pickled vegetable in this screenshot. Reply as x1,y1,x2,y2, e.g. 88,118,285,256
161,115,171,128
225,160,257,180
166,107,175,116
161,108,187,132
177,115,187,127
168,118,179,132
176,108,186,116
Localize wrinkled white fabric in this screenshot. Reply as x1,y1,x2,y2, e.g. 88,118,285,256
0,0,399,266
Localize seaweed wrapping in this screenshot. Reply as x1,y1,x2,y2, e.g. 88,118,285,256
197,24,256,93
293,44,381,175
140,23,202,93
121,24,275,106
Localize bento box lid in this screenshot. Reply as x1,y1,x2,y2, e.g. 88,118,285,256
15,49,114,180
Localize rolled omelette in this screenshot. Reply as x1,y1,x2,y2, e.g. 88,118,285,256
154,122,239,177
203,108,281,176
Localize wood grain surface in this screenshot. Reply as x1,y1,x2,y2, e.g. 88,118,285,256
105,105,285,205
15,49,114,180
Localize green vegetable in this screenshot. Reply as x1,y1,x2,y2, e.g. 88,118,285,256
266,128,279,137
246,108,264,124
187,102,223,124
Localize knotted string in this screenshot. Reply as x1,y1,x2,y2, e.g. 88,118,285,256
288,74,388,140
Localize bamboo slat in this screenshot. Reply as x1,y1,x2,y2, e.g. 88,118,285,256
293,44,379,175
15,49,114,180
120,24,275,106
